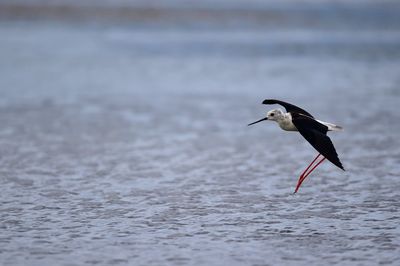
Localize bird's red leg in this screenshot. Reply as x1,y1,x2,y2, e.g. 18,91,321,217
293,154,320,193
294,154,326,193
298,155,325,184
295,154,320,186
297,156,326,190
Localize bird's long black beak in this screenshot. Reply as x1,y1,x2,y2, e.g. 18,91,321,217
248,117,268,126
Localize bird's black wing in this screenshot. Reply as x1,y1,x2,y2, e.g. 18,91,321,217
291,113,345,170
263,99,314,118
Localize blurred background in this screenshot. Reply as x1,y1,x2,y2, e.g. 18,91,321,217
1,0,400,265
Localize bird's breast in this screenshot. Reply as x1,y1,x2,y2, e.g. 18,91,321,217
278,119,298,131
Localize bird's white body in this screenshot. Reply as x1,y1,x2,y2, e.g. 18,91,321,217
267,109,343,132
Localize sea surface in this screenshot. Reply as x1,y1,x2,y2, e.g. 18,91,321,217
0,1,400,265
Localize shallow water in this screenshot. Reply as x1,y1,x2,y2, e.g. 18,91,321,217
1,2,400,266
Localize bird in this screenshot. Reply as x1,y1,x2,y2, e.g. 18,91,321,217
248,99,344,193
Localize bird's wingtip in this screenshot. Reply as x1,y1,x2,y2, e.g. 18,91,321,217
262,99,274,105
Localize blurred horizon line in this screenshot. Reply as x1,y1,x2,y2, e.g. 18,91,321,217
0,0,399,29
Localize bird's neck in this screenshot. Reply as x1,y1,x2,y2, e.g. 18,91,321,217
277,113,298,131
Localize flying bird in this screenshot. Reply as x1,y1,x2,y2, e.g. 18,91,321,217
248,99,344,193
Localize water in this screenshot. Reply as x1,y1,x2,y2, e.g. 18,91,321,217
0,1,400,265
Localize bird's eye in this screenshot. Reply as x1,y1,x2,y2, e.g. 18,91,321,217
270,113,275,116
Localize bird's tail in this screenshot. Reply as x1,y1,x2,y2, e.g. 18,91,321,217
317,120,343,131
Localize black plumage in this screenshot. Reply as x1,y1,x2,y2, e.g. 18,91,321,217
263,99,314,118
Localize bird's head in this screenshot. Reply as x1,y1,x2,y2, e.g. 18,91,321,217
248,109,284,126
266,109,284,121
